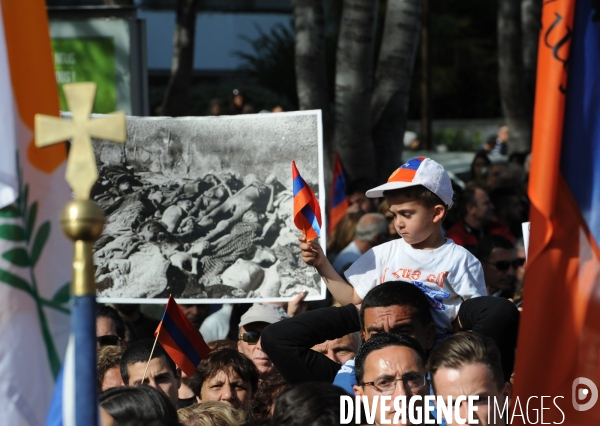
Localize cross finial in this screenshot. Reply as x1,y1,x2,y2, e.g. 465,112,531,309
34,82,126,200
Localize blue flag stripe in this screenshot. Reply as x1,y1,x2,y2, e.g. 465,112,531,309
332,175,347,207
162,312,201,367
301,204,321,234
293,175,306,196
561,0,600,243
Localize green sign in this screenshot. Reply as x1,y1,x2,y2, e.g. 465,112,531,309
51,37,116,113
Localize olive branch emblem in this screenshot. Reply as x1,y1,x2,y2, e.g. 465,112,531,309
0,153,70,379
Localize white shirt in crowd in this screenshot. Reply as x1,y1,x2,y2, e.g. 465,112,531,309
200,304,233,343
345,238,486,334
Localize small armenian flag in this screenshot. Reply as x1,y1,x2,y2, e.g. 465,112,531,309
292,161,322,242
154,296,211,377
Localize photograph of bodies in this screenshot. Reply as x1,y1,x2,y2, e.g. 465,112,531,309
91,111,325,303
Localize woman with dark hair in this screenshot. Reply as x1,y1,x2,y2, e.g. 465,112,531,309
468,152,492,187
248,372,289,420
188,348,259,412
100,385,179,425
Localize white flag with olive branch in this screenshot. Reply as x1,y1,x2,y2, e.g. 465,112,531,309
0,2,72,425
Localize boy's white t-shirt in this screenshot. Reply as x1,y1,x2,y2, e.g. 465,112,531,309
344,238,486,334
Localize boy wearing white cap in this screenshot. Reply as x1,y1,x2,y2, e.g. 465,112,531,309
300,157,486,335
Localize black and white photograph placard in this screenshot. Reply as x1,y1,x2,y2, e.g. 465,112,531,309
91,110,325,303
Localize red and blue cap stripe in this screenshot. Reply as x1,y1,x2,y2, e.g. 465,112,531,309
388,157,425,183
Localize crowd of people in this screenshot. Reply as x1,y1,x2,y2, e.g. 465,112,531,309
94,139,531,425
206,89,285,117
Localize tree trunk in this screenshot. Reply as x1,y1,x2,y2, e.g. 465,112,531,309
420,0,432,152
292,0,334,187
498,0,533,153
334,0,379,181
159,0,200,117
521,0,542,103
370,0,423,182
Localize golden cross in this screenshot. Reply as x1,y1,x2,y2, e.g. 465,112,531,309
34,82,126,200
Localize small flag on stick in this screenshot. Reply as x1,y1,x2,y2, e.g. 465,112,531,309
154,296,211,377
292,161,322,242
329,152,348,236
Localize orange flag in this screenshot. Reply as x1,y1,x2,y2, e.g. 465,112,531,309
513,1,600,424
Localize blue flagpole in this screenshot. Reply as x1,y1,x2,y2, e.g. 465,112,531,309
73,294,97,425
61,201,105,426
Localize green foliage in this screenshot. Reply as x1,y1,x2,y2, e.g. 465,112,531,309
234,23,298,108
0,205,19,218
409,0,501,119
2,248,29,267
52,282,71,305
19,184,28,220
26,202,38,241
0,152,69,380
0,224,26,241
0,268,32,294
31,222,51,267
148,21,300,117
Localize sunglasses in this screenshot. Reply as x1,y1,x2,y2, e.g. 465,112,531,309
485,258,525,271
239,331,261,345
97,335,122,347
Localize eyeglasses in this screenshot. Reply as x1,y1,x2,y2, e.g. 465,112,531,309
97,335,122,347
484,258,525,271
239,331,261,345
361,373,428,394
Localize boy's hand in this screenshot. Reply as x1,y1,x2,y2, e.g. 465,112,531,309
299,235,325,268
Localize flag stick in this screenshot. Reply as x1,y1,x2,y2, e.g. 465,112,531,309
142,294,171,383
142,330,160,384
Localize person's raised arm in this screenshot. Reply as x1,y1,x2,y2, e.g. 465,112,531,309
261,303,361,385
299,235,363,305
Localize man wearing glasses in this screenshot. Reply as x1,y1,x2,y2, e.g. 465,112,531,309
353,333,430,425
475,235,521,298
237,303,289,381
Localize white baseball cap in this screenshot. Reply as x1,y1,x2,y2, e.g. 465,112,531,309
239,303,289,328
365,157,454,208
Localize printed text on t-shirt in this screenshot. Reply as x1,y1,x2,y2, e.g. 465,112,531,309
385,268,450,287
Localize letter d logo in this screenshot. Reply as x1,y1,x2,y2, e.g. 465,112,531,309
572,377,598,411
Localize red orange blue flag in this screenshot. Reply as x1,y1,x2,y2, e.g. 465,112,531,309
155,296,211,377
292,161,322,242
513,1,600,424
328,152,348,236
